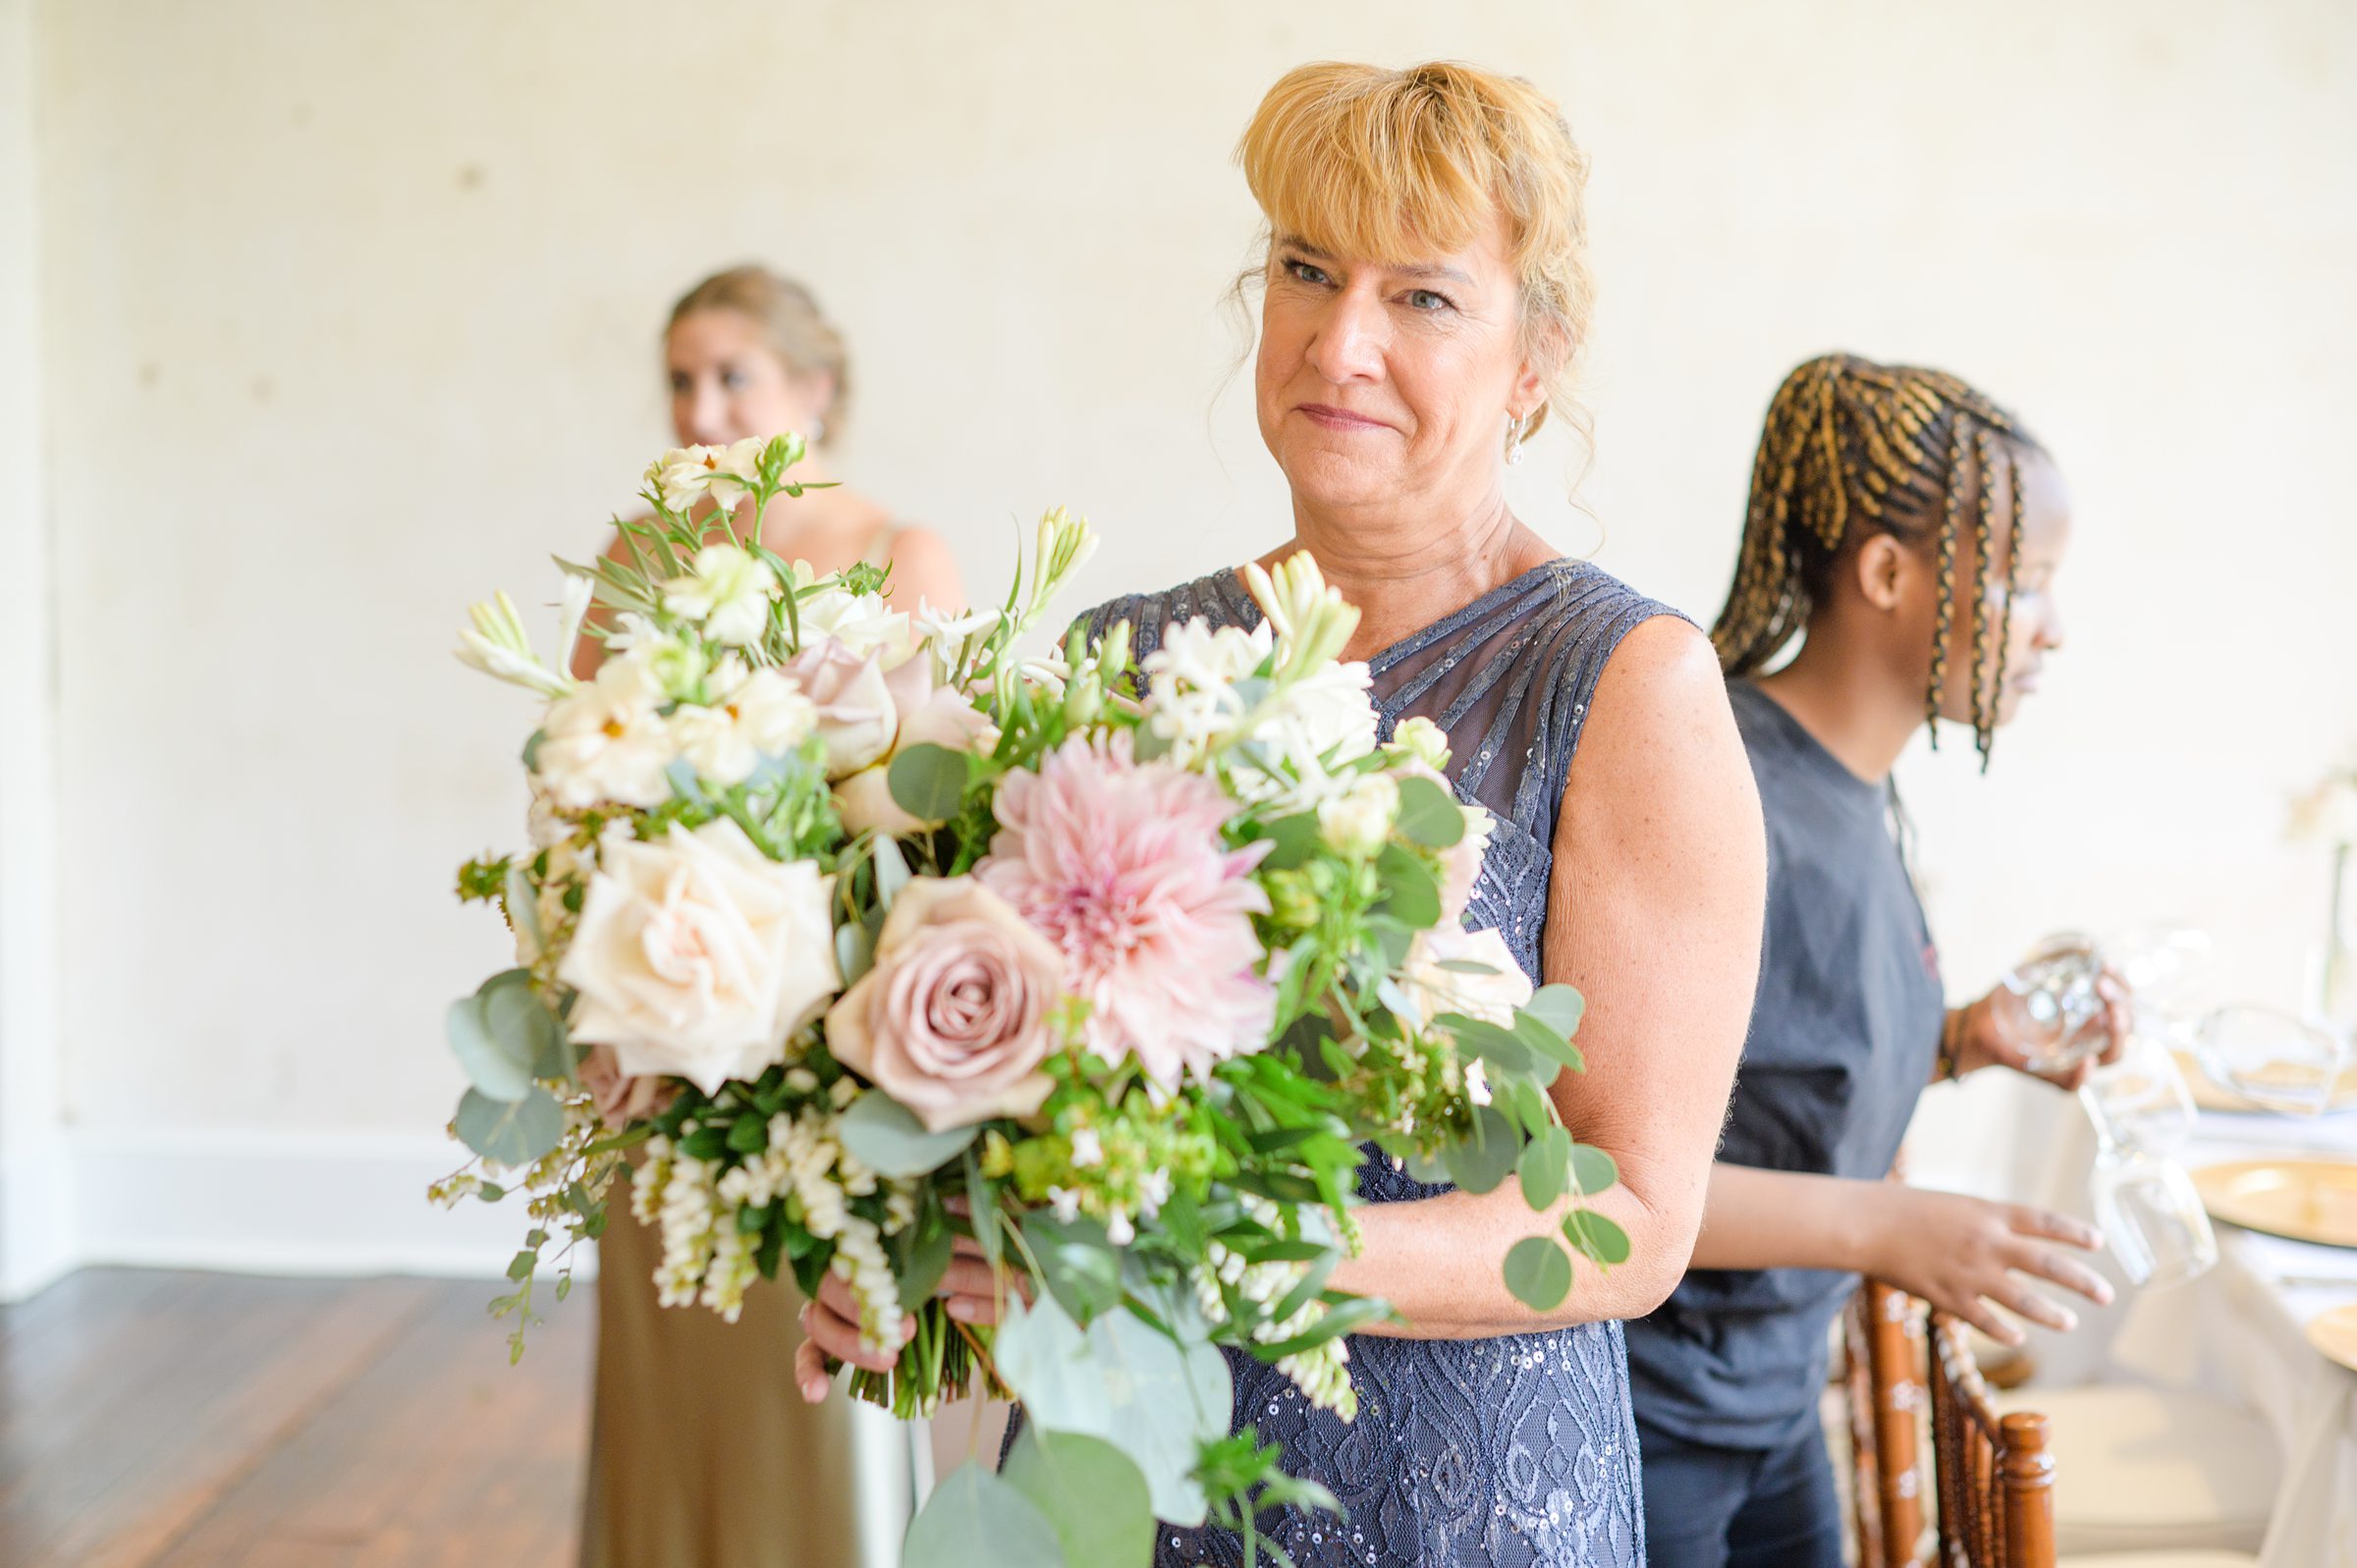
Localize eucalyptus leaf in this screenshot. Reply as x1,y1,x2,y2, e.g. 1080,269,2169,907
1441,1014,1541,1080
446,995,532,1102
999,1428,1155,1568
1569,1143,1619,1198
902,1465,1062,1568
1517,1125,1572,1211
1441,1105,1519,1195
992,1295,1230,1527
1504,1235,1573,1311
1257,813,1323,872
1511,1010,1582,1074
1564,1208,1632,1266
835,920,875,986
1526,983,1586,1041
1373,842,1442,930
1394,774,1467,848
1021,1212,1123,1324
834,1093,977,1178
456,1086,564,1166
886,743,966,824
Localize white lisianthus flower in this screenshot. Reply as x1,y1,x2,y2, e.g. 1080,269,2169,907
798,585,916,665
1317,773,1399,859
534,655,676,809
649,445,727,514
669,667,817,786
663,544,775,646
558,818,841,1094
706,435,769,512
1398,925,1532,1029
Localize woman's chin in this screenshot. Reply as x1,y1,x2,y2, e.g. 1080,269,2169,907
1274,447,1401,512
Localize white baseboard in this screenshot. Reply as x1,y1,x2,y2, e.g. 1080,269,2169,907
22,1124,599,1293
0,1127,77,1301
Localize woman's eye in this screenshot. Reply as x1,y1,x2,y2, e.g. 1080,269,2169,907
1284,258,1331,287
669,373,691,395
1404,289,1453,312
720,369,746,391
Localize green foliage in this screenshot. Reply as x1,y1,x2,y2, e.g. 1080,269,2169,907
835,1093,980,1177
1505,1235,1573,1312
455,1086,563,1166
999,1428,1156,1567
902,1466,1063,1568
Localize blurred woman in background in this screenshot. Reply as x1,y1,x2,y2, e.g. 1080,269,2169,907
1623,353,2125,1568
576,264,963,1568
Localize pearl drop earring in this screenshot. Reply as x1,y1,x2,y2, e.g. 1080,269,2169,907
1505,411,1525,468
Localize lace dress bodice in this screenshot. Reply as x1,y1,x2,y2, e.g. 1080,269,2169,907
1069,560,1677,1567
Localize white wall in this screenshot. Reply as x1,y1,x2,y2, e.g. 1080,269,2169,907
19,0,2356,1282
0,0,70,1296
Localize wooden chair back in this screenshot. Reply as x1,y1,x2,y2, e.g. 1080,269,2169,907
1925,1308,2057,1568
1843,1276,1930,1568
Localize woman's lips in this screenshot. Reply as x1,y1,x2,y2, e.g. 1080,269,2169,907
1297,403,1391,432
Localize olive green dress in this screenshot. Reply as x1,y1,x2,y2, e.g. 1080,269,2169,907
579,1164,912,1568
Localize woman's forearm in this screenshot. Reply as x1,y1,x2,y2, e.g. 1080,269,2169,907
1686,1163,1889,1273
1327,1178,1681,1339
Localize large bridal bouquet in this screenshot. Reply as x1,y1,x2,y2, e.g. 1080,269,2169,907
435,434,1626,1564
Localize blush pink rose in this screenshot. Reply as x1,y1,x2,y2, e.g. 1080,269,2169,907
833,657,998,838
782,637,897,780
824,877,1063,1132
576,1043,676,1130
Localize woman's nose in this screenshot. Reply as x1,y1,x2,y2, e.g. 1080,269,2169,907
1305,289,1386,385
685,384,730,444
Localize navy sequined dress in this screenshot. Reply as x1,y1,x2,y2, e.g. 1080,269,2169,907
1071,560,1678,1568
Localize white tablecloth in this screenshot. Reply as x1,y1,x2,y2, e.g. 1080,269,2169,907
1989,1084,2357,1566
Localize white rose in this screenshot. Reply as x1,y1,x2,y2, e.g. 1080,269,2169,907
534,655,675,809
1317,773,1399,859
669,667,817,786
663,544,775,647
558,819,841,1093
798,585,916,666
1398,925,1531,1029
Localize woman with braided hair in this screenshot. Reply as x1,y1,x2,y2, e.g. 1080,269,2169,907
1623,353,2129,1568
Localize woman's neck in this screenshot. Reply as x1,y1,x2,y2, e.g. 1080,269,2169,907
1264,489,1554,662
1753,629,1923,784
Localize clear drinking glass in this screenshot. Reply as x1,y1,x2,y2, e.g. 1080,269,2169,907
2088,1144,2219,1289
2194,1003,2352,1117
2078,1030,2199,1158
1995,932,2110,1074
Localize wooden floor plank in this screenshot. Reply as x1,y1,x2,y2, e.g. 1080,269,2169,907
0,1269,586,1568
147,1277,588,1568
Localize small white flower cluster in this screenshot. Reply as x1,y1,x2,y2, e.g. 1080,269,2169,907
633,1088,910,1342
1190,1198,1357,1419
532,646,818,808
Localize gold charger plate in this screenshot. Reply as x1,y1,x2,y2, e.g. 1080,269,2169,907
2194,1159,2357,1249
2173,1050,2357,1114
2308,1303,2357,1374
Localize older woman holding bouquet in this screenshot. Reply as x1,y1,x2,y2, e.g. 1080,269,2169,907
799,61,1765,1566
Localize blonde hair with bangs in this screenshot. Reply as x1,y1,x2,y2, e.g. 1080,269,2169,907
1237,60,1594,443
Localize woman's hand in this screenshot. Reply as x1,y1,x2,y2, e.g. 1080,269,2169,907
1861,1184,2113,1346
1953,968,2132,1090
793,1233,1023,1403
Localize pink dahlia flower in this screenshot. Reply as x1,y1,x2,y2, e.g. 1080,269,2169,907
977,734,1273,1091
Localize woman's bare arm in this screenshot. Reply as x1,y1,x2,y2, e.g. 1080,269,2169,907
1329,617,1766,1335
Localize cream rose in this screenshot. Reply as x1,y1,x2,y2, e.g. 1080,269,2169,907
833,655,997,837
1398,925,1531,1028
782,637,898,780
825,877,1062,1132
558,818,839,1093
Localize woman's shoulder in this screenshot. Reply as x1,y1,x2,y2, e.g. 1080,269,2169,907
1072,566,1261,660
